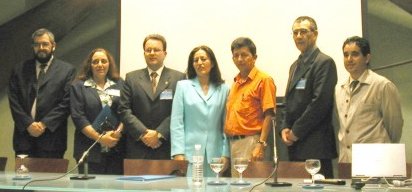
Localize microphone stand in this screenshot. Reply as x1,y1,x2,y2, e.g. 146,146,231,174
265,115,292,187
70,134,104,180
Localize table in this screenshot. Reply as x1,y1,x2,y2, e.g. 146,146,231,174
0,172,411,191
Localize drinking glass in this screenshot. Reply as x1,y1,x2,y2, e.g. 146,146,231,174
16,154,30,179
231,157,250,185
305,159,321,185
207,157,226,185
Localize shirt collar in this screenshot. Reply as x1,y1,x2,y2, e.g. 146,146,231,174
147,65,165,77
344,69,370,87
300,45,317,63
234,67,257,84
35,55,54,70
357,69,371,85
84,78,116,90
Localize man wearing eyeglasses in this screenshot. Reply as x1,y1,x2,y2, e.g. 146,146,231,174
8,28,76,158
280,16,337,178
119,34,185,159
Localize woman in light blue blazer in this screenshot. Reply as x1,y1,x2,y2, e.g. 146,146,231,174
171,45,230,177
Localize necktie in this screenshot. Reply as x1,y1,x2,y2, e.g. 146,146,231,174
150,72,158,94
32,63,47,119
350,80,359,93
38,63,47,87
292,55,304,81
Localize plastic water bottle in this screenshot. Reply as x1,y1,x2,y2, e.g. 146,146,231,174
192,144,203,185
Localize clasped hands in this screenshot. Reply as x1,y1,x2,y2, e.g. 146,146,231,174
141,129,162,149
27,122,46,137
281,128,299,146
100,124,122,148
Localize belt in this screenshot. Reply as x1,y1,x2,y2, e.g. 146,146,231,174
227,135,247,140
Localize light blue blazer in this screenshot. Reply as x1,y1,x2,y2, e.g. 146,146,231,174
171,78,230,176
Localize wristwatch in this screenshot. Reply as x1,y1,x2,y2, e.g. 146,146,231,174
257,140,267,147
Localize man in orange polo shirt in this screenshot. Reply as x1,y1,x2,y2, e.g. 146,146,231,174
224,37,276,176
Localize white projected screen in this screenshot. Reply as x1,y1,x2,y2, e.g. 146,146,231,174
120,0,362,96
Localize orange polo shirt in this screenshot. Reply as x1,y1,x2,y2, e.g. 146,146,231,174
225,67,276,136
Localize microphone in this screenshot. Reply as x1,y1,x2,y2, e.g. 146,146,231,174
22,134,105,190
70,133,105,180
265,111,292,187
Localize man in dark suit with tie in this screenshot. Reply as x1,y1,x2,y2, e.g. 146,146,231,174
280,16,338,178
8,28,76,158
119,34,185,159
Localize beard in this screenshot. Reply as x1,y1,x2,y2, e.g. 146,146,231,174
34,50,53,63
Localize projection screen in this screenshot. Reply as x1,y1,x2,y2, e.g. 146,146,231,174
120,0,362,96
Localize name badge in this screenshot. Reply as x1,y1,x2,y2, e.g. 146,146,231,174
106,89,120,97
296,79,306,90
160,89,173,100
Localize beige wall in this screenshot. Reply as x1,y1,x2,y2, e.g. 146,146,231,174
367,0,412,164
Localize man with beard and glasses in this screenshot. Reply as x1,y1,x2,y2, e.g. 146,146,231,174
8,28,76,158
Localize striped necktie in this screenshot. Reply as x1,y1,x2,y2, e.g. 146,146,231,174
150,72,158,94
350,80,359,93
38,63,47,85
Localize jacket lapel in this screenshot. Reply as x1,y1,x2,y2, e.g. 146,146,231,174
87,85,101,103
140,67,173,101
138,70,154,100
155,68,172,98
286,61,298,94
191,78,216,103
205,84,216,102
24,60,37,107
191,79,202,99
287,48,320,93
38,59,56,90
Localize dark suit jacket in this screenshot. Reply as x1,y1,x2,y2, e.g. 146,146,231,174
281,48,338,160
70,79,125,163
119,67,185,159
8,58,75,153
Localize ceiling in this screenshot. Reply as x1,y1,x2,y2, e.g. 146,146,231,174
368,0,412,32
391,0,412,14
0,0,45,26
1,0,411,34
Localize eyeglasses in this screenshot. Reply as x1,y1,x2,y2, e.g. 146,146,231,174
92,59,108,65
32,42,52,48
144,48,164,54
292,29,313,36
